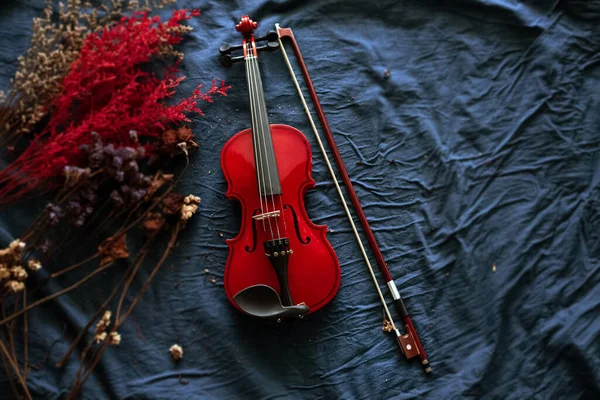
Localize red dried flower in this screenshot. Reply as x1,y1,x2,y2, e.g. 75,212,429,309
0,10,229,205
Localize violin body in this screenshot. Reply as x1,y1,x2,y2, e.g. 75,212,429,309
221,124,340,314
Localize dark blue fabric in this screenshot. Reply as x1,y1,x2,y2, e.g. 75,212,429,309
1,0,599,399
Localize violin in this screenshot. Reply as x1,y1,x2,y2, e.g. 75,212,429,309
219,16,341,319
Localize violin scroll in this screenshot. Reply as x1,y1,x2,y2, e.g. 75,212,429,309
235,15,258,36
219,16,280,67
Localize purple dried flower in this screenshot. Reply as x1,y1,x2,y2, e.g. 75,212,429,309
110,190,124,205
46,203,65,226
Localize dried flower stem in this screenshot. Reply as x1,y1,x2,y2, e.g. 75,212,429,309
116,156,189,237
53,208,119,263
1,303,17,366
50,252,100,279
19,172,107,245
69,221,182,398
114,230,160,322
0,339,32,400
0,261,114,327
1,344,21,399
69,336,110,399
55,261,134,368
23,288,28,380
117,221,182,326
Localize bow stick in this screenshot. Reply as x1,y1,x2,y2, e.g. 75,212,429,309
275,24,431,374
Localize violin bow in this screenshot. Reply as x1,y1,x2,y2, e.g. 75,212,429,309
275,24,431,374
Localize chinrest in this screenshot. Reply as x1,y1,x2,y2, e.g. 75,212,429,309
233,284,309,320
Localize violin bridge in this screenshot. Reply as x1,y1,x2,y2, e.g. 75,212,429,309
253,210,281,221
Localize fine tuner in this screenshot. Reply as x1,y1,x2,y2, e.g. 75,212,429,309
220,30,279,67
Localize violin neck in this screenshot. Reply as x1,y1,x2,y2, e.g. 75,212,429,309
244,56,282,197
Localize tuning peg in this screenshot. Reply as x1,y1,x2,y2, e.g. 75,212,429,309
220,43,244,55
220,53,244,68
255,30,278,43
255,41,279,53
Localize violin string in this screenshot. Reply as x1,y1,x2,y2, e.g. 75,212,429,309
276,31,397,329
249,54,275,240
248,54,274,239
250,55,282,241
278,192,288,237
245,52,269,235
253,57,281,239
245,54,266,234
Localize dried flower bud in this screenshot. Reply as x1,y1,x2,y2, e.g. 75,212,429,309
8,240,26,253
143,213,165,235
161,193,184,216
98,235,129,265
6,281,25,293
110,190,124,205
46,203,65,226
94,332,107,343
178,142,188,156
95,310,112,341
11,266,28,281
64,166,91,186
170,344,183,361
108,332,121,345
28,259,42,271
181,194,200,221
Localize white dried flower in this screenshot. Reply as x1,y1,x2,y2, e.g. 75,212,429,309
6,281,25,293
94,310,112,340
94,332,107,343
8,240,26,253
169,344,183,361
11,266,28,281
108,332,121,345
181,195,200,221
101,310,111,323
28,259,42,271
177,142,188,155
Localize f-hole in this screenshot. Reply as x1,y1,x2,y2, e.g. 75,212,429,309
245,208,260,252
284,204,310,244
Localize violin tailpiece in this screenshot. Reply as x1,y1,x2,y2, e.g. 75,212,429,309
263,239,293,306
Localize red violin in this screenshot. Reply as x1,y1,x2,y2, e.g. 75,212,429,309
220,16,341,319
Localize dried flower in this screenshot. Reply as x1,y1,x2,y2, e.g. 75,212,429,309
143,213,165,235
160,126,199,157
9,240,26,254
6,281,25,293
94,332,107,343
98,235,129,265
382,319,393,333
11,266,28,281
181,195,200,221
170,344,183,361
178,142,189,156
64,166,91,187
108,332,121,345
146,172,173,200
0,10,229,205
94,310,112,342
162,193,185,216
28,259,42,271
2,0,178,138
0,239,29,295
